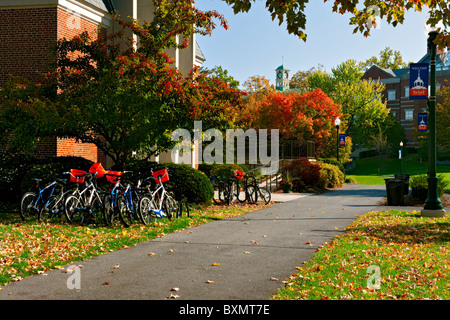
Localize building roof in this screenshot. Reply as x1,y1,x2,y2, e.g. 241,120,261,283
195,41,206,63
83,0,115,13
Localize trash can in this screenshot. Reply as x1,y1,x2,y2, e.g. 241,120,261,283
385,178,404,205
395,174,410,195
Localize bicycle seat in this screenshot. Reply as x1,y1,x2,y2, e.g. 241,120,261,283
56,178,67,185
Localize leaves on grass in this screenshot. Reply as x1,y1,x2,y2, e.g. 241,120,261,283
272,210,450,300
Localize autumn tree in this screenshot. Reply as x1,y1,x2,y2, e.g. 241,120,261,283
251,89,348,159
200,65,240,88
0,0,245,169
436,84,450,149
361,47,411,70
308,59,390,147
223,0,450,48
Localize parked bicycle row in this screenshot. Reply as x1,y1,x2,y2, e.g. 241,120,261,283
19,162,180,228
210,169,271,205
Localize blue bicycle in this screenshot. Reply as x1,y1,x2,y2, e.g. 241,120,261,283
20,176,67,222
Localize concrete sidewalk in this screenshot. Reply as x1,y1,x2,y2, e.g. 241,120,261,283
0,184,387,300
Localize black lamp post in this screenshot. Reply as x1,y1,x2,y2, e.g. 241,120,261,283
335,117,341,163
421,30,446,217
400,141,403,175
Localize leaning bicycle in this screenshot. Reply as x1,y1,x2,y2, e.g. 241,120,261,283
139,168,179,224
64,171,104,225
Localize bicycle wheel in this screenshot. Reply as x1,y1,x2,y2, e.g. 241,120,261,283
103,194,119,226
246,185,257,204
256,187,271,205
65,195,84,224
39,195,65,223
212,182,221,204
20,192,38,221
116,195,131,227
163,193,179,220
139,195,157,225
90,196,104,225
218,181,228,204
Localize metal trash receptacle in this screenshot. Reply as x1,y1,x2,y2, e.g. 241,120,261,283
394,174,410,195
385,178,404,206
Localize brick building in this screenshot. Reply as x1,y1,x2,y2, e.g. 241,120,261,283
361,50,450,146
0,0,205,167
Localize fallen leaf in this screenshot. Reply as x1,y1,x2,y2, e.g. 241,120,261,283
270,277,279,281
170,287,180,292
212,263,220,266
305,241,311,244
148,252,155,256
168,293,180,299
243,251,251,254
206,280,214,284
103,282,110,285
112,265,120,269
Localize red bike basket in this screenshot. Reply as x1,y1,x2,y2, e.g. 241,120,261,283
89,162,106,178
235,170,245,180
106,171,122,183
152,168,169,184
70,169,87,183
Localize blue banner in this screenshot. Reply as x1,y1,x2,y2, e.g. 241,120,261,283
339,134,346,146
418,113,428,131
409,63,429,100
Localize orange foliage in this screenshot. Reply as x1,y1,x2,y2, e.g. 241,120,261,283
251,89,341,149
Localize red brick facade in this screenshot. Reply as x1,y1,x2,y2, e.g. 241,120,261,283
0,4,107,165
362,63,450,146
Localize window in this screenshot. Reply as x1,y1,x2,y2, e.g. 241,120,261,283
405,110,414,120
391,111,396,118
388,90,396,100
404,86,409,98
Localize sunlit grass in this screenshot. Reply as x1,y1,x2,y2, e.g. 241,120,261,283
272,210,450,300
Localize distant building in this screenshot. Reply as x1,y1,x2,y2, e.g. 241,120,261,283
275,65,290,91
361,49,450,146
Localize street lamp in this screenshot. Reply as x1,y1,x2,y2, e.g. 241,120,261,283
334,117,341,163
400,141,403,175
421,26,446,217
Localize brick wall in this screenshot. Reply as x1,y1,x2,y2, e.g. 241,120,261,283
0,7,57,86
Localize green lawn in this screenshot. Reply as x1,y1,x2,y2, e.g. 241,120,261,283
346,154,450,185
272,210,450,300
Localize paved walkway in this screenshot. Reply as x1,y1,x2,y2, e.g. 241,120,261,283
0,184,388,300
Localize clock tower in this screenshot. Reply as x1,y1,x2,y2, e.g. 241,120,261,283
275,65,290,91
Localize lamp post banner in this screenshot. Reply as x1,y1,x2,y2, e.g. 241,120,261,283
418,113,428,131
409,63,429,100
339,134,346,146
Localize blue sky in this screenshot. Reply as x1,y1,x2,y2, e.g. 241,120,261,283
195,0,430,89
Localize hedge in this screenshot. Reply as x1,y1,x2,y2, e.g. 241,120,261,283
410,174,447,202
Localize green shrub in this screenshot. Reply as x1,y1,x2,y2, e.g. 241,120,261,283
210,163,246,179
410,174,447,202
128,160,213,205
318,158,345,173
284,158,322,192
0,150,38,202
318,162,345,189
198,163,218,177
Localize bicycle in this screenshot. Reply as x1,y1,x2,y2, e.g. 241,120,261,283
139,168,179,224
38,172,78,223
210,174,224,204
64,171,105,225
117,172,147,227
20,175,66,222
